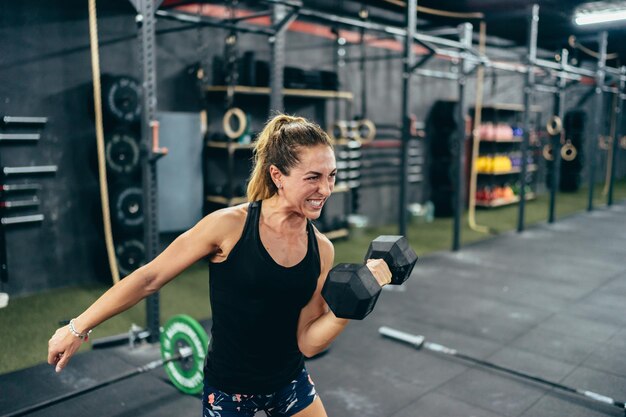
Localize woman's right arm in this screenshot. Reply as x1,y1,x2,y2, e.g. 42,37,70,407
47,206,244,372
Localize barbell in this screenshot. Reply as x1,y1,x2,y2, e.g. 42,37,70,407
5,315,209,417
379,326,626,413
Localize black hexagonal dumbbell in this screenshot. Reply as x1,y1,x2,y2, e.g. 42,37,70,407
364,235,418,285
322,236,418,320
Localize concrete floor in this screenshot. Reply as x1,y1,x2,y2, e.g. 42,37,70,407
2,202,625,417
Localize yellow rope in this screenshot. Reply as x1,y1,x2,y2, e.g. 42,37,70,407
467,21,491,234
383,0,484,19
568,36,619,60
417,5,484,19
88,0,120,284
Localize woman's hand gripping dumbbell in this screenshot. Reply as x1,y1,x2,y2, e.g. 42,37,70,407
321,236,418,320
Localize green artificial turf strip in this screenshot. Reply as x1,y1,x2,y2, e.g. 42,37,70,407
1,180,624,374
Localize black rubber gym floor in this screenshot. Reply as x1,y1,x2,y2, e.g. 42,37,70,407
1,202,625,417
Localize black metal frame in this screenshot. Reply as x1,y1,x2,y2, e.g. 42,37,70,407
452,23,472,251
547,49,567,223
398,0,417,237
137,0,626,268
517,5,538,233
136,0,162,343
128,0,302,336
587,31,608,212
608,67,626,206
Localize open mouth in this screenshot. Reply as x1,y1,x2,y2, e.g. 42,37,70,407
306,199,325,210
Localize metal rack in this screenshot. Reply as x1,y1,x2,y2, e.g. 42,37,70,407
0,115,50,304
141,0,625,259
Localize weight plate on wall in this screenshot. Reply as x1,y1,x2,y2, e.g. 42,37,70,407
115,238,146,277
113,187,144,228
105,131,140,176
102,75,142,124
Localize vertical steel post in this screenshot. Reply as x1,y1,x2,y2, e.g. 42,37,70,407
548,49,567,223
269,4,286,114
0,221,6,287
0,146,6,287
359,8,368,118
398,0,416,237
137,0,160,343
452,23,471,251
518,4,538,233
360,31,367,118
333,30,344,122
608,66,625,206
587,31,607,211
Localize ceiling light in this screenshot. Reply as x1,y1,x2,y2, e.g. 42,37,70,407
574,1,626,25
575,9,626,25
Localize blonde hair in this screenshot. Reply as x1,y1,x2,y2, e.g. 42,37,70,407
247,114,333,201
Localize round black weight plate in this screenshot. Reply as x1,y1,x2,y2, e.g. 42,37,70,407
160,314,209,395
115,239,146,277
113,187,144,228
103,75,142,124
105,131,140,176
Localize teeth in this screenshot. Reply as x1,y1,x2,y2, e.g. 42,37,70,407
307,199,323,208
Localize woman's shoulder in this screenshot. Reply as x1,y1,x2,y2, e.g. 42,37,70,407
199,203,249,234
194,203,250,257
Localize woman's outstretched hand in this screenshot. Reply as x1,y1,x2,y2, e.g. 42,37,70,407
47,326,84,373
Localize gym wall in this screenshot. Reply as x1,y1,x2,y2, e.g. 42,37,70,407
1,1,624,296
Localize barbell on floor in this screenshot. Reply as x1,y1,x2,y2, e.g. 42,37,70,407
379,326,626,414
5,315,209,417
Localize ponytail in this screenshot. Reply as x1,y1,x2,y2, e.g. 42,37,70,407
247,114,332,202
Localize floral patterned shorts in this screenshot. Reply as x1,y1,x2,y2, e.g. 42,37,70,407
203,367,318,417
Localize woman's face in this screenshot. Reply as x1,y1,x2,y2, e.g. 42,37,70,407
275,144,336,219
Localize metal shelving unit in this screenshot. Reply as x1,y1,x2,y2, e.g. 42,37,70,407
205,85,353,100
147,0,626,253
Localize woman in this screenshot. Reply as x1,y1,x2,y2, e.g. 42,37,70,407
48,114,391,417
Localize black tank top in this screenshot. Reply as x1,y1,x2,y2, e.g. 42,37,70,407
204,201,321,394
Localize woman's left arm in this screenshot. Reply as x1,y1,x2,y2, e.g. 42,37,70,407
296,233,349,358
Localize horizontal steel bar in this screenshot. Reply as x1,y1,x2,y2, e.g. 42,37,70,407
1,116,48,125
0,133,40,141
0,184,42,192
158,2,623,85
1,214,44,225
2,166,58,176
414,68,458,80
224,11,272,24
540,58,595,78
156,10,275,36
296,7,465,51
0,199,39,209
535,84,559,94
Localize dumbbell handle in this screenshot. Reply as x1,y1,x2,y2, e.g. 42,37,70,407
365,235,418,285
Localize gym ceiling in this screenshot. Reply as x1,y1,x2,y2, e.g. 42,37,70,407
158,0,626,64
